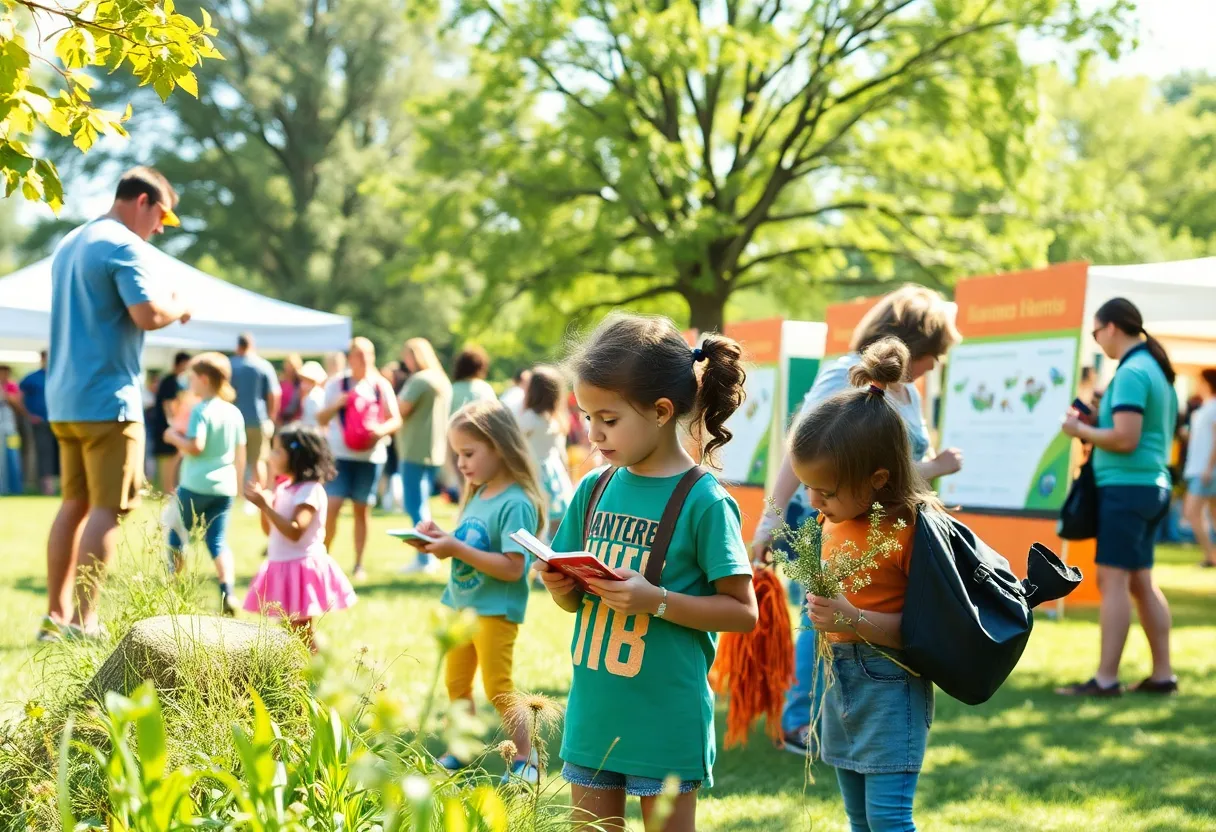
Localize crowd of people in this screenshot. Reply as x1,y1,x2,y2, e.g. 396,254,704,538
16,164,1204,832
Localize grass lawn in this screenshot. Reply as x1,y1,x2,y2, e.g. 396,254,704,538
1,494,1214,830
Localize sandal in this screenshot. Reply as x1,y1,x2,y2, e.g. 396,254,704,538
1055,677,1122,697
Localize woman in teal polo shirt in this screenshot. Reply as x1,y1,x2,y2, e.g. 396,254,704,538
1058,298,1179,697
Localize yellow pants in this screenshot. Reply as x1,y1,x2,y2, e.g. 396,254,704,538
444,615,519,716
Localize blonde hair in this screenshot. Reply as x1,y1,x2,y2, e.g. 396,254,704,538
449,400,546,533
189,352,236,403
403,337,444,373
850,285,962,361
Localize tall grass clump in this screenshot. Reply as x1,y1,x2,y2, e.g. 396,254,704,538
0,513,311,829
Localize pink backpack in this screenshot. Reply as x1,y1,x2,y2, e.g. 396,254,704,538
341,376,386,452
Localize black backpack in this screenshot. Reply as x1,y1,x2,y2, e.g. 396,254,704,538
900,508,1081,705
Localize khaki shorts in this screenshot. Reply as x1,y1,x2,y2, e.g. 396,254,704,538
53,421,145,512
245,421,273,478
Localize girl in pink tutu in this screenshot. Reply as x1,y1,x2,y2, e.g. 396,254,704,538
244,424,355,651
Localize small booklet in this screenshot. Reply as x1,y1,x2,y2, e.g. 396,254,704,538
387,528,439,545
509,528,624,592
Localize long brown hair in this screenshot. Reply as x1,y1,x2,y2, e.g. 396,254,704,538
851,285,961,360
449,400,546,533
789,338,940,520
565,312,746,464
1095,297,1176,384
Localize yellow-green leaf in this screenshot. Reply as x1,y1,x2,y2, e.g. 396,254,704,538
177,70,197,98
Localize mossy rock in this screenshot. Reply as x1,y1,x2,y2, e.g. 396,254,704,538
86,615,307,702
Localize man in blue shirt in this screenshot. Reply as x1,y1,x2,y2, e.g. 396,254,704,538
42,167,192,642
19,350,57,496
229,332,280,492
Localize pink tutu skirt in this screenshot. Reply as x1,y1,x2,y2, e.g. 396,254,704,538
243,554,356,619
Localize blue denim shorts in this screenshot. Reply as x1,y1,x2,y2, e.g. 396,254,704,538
325,459,382,504
821,643,934,775
561,762,701,797
1187,477,1216,498
1096,485,1170,571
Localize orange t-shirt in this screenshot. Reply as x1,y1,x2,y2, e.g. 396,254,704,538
819,515,916,644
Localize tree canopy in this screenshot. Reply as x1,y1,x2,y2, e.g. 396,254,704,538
414,0,1134,332
0,0,222,209
66,0,464,355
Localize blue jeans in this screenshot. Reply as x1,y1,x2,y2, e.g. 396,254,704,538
401,462,440,564
782,605,824,734
780,494,823,735
836,769,918,832
167,488,233,560
1,444,21,495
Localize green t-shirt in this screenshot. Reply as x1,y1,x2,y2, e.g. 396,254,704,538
450,378,497,415
179,398,246,497
1093,344,1178,489
397,369,452,466
441,483,539,624
551,466,752,786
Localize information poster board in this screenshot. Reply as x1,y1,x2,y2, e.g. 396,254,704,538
938,264,1088,514
719,319,782,486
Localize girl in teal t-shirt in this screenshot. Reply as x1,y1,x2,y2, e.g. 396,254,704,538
162,352,246,615
538,313,758,831
410,400,547,785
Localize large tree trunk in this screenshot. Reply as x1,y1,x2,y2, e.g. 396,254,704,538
685,282,729,334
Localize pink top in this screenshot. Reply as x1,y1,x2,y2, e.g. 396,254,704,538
268,481,328,562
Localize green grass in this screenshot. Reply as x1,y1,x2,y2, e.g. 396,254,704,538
1,495,1214,830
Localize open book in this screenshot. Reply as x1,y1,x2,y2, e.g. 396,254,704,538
509,528,623,592
387,528,439,545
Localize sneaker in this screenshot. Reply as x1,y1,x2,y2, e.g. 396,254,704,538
782,725,812,756
221,592,239,617
1055,677,1122,697
398,560,439,576
501,750,541,786
35,616,61,643
437,754,468,773
1129,676,1179,695
352,566,368,583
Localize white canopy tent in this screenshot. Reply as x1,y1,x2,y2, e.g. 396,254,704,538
0,245,352,365
1083,257,1216,382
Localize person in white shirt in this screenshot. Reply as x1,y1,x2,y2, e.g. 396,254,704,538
296,361,328,428
499,368,531,419
1183,368,1216,568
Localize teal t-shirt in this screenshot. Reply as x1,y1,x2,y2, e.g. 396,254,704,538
441,483,539,625
179,398,246,497
1093,344,1177,489
551,466,752,786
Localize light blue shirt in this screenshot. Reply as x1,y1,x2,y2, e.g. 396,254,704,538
47,218,154,423
178,397,247,497
230,353,278,426
441,483,538,624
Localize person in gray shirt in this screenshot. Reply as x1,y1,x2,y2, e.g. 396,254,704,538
229,332,280,491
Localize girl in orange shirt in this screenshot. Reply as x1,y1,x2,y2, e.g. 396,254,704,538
789,337,940,832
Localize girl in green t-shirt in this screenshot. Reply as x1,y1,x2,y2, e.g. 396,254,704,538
409,400,548,785
537,312,759,832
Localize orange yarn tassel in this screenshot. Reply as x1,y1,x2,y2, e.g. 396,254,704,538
709,567,795,748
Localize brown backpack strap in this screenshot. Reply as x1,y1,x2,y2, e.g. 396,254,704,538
644,466,709,585
582,466,616,548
